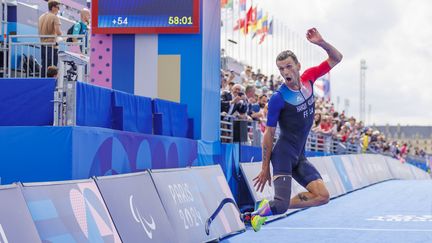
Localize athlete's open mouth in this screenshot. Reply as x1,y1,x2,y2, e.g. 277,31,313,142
285,77,292,81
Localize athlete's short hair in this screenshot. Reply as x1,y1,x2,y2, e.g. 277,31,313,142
276,50,299,64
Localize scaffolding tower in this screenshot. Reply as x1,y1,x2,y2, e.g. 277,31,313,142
360,59,367,123
1,0,8,77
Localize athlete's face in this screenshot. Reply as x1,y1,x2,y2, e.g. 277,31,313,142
276,57,301,89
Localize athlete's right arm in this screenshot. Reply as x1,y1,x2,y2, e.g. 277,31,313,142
262,126,276,170
253,93,283,192
253,126,276,192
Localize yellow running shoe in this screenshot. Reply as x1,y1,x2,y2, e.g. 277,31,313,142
256,199,269,211
251,215,267,232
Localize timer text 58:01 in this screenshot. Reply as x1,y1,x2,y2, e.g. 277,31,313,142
168,16,193,25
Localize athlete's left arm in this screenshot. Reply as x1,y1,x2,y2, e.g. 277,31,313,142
306,28,343,68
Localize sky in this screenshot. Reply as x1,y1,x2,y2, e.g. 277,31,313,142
232,0,432,126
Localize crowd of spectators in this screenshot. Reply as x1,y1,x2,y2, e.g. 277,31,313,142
220,65,285,133
36,0,90,76
220,64,429,163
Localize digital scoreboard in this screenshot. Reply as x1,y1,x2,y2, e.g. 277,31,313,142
92,0,200,34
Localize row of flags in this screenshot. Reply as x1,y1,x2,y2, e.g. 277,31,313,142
221,0,273,45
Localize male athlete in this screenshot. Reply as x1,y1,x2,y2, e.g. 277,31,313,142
251,28,343,231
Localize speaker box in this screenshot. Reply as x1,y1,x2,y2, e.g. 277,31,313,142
233,120,248,142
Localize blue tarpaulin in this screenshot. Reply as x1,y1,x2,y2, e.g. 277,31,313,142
0,78,55,126
76,82,113,128
153,98,188,137
112,90,152,134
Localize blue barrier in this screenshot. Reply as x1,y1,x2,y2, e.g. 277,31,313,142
152,98,190,138
76,82,113,128
0,78,56,126
0,126,198,184
0,185,42,243
239,154,430,213
191,166,245,238
22,179,121,242
150,166,244,242
0,150,430,242
406,157,429,172
112,90,153,134
240,145,262,162
95,171,176,243
0,127,73,184
152,168,216,242
0,79,194,138
0,165,244,243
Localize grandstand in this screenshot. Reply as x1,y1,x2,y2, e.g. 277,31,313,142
0,0,431,242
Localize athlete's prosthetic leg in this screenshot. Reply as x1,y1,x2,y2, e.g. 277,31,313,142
250,175,292,232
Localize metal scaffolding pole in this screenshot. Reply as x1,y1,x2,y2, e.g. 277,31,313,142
360,59,367,123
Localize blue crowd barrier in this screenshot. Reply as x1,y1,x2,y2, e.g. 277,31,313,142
406,157,429,172
0,184,42,243
191,166,245,238
0,165,245,243
95,171,176,243
150,166,244,242
22,179,122,242
240,145,262,162
0,78,56,126
76,82,113,128
152,98,191,138
0,79,194,139
112,90,153,134
239,154,430,215
0,126,198,184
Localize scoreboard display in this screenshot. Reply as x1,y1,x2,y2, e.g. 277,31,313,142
92,0,200,34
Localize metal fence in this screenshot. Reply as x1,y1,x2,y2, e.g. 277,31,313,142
0,0,8,78
220,116,362,155
5,34,89,79
220,114,263,147
220,114,235,143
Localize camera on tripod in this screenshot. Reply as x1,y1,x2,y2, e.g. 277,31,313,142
64,60,78,81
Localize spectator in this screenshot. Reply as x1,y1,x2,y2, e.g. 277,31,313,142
361,128,372,153
228,81,235,91
47,65,59,88
245,84,256,118
339,125,350,142
220,83,233,113
268,74,275,91
226,84,248,119
258,94,268,109
332,117,341,135
248,94,262,121
38,0,62,76
255,74,264,88
220,70,228,90
400,143,408,157
67,8,90,53
312,112,321,129
240,65,252,83
46,65,58,78
69,8,90,42
220,70,235,91
319,115,333,135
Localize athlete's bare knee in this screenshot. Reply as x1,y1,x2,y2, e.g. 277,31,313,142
306,180,330,206
316,193,330,205
312,188,330,205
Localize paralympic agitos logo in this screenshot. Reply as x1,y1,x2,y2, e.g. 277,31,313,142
0,224,9,243
129,195,156,239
